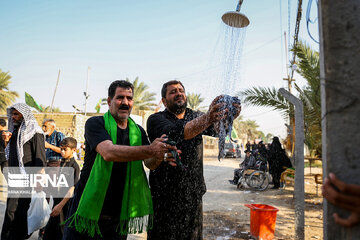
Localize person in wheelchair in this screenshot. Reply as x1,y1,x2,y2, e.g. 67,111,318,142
252,147,268,172
229,150,256,185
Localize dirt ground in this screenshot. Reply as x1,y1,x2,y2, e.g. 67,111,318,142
202,157,323,240
0,157,324,240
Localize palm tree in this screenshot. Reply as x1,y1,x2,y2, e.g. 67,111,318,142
292,41,321,156
0,69,19,112
239,87,291,119
233,117,262,141
126,77,156,111
238,40,322,156
238,87,293,150
187,92,207,111
242,119,261,140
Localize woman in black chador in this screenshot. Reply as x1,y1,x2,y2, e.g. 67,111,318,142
268,137,292,189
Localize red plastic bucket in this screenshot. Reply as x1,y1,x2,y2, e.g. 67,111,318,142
245,204,279,240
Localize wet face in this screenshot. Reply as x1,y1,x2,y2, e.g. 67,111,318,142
60,146,76,159
11,109,23,127
42,122,54,136
108,87,134,123
163,83,187,115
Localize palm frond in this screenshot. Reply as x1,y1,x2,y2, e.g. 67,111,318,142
238,86,290,120
0,69,19,111
187,92,206,111
127,77,157,111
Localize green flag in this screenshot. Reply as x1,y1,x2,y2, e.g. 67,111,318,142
95,98,107,113
231,129,238,139
95,99,102,113
25,92,43,112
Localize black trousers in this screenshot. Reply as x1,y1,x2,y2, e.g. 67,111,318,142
0,160,8,173
147,200,203,240
232,168,242,183
271,169,285,187
1,197,32,240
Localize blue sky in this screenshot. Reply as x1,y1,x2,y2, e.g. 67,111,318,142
0,0,319,138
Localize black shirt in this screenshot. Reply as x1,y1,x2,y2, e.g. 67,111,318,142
8,128,46,167
53,158,80,204
146,108,217,239
0,130,6,162
61,157,80,187
147,108,217,202
74,116,149,217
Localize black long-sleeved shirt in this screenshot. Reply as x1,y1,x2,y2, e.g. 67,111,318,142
147,108,216,203
147,108,217,239
8,128,46,168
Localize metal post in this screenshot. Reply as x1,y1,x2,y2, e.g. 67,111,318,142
319,0,360,239
84,66,90,116
279,88,304,240
50,69,61,113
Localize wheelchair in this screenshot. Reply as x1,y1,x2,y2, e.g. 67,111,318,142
236,161,270,191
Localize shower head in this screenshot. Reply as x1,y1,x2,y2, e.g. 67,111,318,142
222,11,249,28
221,0,249,28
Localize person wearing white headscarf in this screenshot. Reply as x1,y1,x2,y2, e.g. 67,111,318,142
1,103,46,240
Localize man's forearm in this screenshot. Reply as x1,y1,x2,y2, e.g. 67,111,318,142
47,143,62,154
183,113,212,140
97,141,154,162
144,158,160,170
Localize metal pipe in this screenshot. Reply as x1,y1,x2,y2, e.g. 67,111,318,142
236,0,244,12
279,88,305,240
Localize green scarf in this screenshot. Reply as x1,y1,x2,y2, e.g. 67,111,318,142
65,111,153,237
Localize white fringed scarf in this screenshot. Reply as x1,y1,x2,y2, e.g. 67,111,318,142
5,103,44,174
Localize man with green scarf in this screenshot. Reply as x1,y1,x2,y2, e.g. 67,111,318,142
63,80,177,240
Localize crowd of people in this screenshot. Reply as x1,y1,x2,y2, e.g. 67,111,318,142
0,79,358,240
0,103,81,240
229,138,293,189
0,79,242,240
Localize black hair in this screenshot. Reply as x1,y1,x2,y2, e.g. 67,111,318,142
60,137,77,149
161,80,185,98
0,119,6,127
108,80,134,99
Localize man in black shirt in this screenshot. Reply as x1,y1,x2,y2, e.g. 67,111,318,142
63,80,177,240
0,119,8,172
146,80,241,240
1,103,46,240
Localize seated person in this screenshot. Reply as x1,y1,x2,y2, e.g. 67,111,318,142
229,150,255,185
253,148,268,172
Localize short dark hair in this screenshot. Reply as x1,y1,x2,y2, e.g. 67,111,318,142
60,137,77,149
161,80,185,98
0,119,6,127
108,80,134,99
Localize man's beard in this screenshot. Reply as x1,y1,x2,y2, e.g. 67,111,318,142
167,98,187,115
13,120,22,127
